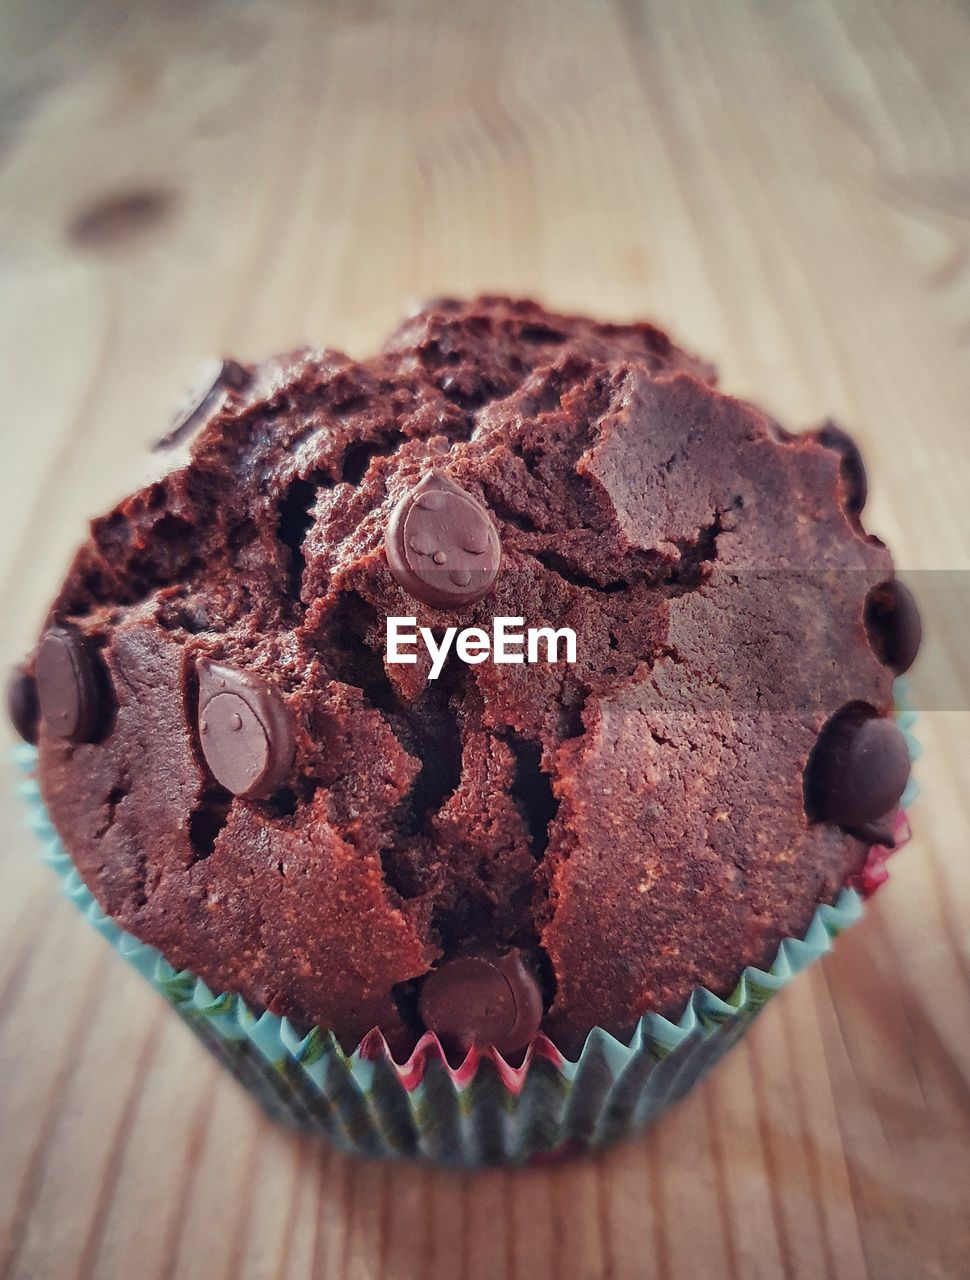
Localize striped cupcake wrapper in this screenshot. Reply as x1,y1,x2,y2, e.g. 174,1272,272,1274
11,679,919,1168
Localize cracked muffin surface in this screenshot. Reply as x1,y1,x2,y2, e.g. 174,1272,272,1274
19,297,911,1057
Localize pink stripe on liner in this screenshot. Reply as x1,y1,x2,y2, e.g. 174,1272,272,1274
353,1028,566,1092
848,809,912,897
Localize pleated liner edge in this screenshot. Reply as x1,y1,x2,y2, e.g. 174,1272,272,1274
12,681,920,1167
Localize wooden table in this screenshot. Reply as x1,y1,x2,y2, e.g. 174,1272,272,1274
1,1,968,1276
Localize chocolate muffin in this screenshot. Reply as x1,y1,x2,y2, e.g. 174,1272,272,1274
11,297,918,1060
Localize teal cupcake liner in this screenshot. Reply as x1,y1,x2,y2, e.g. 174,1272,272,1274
13,681,919,1168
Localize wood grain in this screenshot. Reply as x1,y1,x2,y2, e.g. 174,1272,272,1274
1,1,968,1277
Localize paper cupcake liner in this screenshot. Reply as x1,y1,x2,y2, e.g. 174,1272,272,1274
12,680,919,1168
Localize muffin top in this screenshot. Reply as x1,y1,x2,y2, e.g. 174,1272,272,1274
14,297,916,1058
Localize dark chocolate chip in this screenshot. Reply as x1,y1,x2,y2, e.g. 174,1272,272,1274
814,421,867,516
197,661,294,799
153,358,250,451
35,627,104,743
7,665,39,744
846,807,900,848
385,471,501,608
864,579,922,675
805,705,910,827
417,948,543,1057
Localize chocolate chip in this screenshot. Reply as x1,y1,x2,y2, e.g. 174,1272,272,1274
35,627,105,743
846,807,899,848
417,948,543,1057
814,421,867,516
385,471,501,608
864,579,922,675
7,665,38,744
153,358,250,451
805,705,910,827
197,661,294,799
